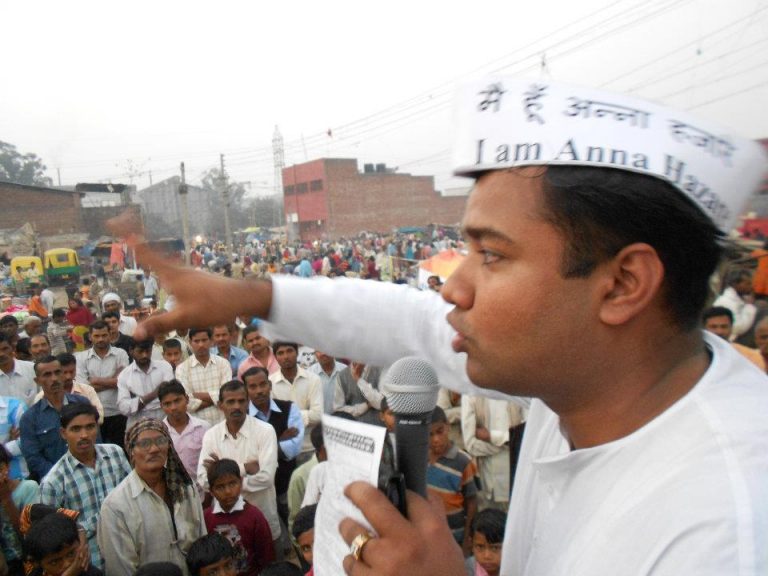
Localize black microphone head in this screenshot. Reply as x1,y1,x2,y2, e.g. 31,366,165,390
382,357,439,415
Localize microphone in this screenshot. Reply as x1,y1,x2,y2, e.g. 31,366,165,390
382,357,440,499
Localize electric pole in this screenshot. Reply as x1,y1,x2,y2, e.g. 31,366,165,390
219,154,233,253
272,125,285,228
178,162,191,266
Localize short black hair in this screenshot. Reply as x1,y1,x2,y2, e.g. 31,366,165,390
186,533,236,576
158,379,187,401
135,562,184,576
431,406,447,424
130,338,154,351
470,508,506,544
292,504,317,540
218,379,246,399
101,310,120,322
241,325,261,340
162,338,183,351
703,306,734,324
540,166,722,330
23,512,80,562
33,355,58,375
57,352,77,367
60,403,99,428
16,337,30,357
88,319,109,333
188,327,212,339
52,307,66,319
272,341,298,355
0,315,18,326
259,561,304,576
207,458,241,488
241,366,269,382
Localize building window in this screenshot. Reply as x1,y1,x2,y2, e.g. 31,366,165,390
310,179,323,191
296,182,308,194
284,185,295,195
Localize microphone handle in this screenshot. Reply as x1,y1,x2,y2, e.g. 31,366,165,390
394,411,432,498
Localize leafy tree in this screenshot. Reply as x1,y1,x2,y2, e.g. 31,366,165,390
0,141,53,186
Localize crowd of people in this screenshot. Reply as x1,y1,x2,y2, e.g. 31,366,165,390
1,75,767,576
0,252,511,576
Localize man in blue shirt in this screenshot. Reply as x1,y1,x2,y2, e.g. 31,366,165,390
244,366,303,531
211,324,249,378
19,356,91,480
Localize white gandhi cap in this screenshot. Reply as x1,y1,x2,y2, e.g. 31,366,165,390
452,78,768,232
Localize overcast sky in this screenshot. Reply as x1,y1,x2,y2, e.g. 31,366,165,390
3,0,767,195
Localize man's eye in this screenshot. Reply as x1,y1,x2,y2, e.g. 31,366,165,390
480,250,501,265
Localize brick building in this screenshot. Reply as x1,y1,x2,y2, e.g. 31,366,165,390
282,158,467,241
0,181,84,235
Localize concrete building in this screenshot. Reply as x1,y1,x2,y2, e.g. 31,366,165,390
282,158,467,241
135,176,216,237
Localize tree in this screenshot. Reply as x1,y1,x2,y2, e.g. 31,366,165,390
0,141,53,187
199,167,249,237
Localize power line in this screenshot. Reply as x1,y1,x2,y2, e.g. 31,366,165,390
625,36,768,92
600,2,768,87
657,58,768,100
686,79,768,110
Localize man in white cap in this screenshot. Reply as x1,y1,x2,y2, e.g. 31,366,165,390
112,78,768,575
101,292,137,337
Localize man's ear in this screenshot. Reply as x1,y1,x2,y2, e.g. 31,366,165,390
596,243,665,326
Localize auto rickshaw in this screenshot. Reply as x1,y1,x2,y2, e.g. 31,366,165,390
44,248,80,285
9,256,44,295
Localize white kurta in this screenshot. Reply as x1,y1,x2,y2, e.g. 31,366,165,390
262,275,768,575
197,416,281,539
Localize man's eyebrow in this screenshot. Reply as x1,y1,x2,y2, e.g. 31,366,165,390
462,225,515,245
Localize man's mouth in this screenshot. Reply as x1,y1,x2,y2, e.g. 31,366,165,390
447,314,469,353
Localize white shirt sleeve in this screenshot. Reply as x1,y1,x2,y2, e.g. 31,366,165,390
263,275,525,406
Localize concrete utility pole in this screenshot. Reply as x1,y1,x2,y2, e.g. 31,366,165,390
178,162,191,266
272,126,285,228
219,154,233,253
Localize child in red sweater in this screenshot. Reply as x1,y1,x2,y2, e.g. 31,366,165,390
204,459,275,576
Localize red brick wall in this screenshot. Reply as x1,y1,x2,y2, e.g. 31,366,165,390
283,158,467,241
0,182,83,235
283,160,329,222
326,160,465,238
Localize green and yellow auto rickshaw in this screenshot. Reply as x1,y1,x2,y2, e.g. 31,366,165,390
44,248,80,285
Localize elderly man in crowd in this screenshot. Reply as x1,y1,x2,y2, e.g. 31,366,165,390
98,418,205,575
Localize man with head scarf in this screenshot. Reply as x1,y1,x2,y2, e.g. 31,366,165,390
101,293,138,337
97,418,205,575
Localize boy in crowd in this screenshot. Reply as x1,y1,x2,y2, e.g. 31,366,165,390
162,338,185,371
159,380,209,481
23,513,102,576
427,406,478,556
186,533,237,576
465,509,506,576
46,309,71,356
203,458,275,575
291,504,317,575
